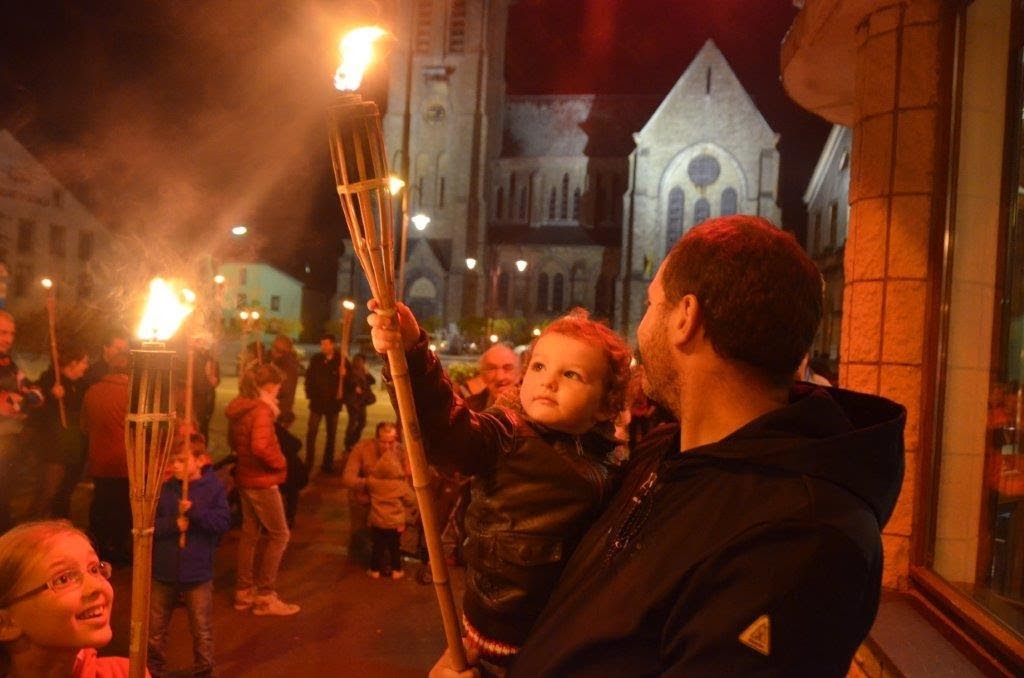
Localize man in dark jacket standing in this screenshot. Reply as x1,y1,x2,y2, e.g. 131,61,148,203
435,215,906,677
304,333,343,473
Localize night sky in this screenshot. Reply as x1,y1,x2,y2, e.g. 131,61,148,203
0,0,828,293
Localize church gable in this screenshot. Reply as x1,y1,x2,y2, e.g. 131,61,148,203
637,40,777,148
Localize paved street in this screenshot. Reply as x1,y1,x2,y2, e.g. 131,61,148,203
91,371,466,676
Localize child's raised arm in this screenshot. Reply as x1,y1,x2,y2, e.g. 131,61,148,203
368,302,513,477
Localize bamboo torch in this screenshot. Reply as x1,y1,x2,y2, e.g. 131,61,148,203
40,278,66,428
179,287,197,549
125,277,193,678
328,26,466,669
337,299,355,400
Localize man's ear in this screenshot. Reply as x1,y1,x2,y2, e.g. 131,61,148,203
668,294,702,349
0,610,23,642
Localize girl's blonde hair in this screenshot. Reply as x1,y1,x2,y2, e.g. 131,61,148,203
0,521,94,670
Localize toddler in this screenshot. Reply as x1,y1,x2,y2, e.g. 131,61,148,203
371,305,631,663
365,450,416,579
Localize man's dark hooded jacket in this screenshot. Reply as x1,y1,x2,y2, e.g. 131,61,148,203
511,384,905,677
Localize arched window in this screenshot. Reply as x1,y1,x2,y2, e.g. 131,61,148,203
509,174,517,219
572,188,581,221
721,187,737,216
518,186,529,221
571,263,586,305
497,271,510,311
537,273,550,311
594,274,613,318
496,187,504,221
694,197,710,226
548,188,557,220
552,273,565,312
560,174,570,219
666,186,685,249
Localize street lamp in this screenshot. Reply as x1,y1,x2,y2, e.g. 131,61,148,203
231,225,248,236
465,257,477,271
412,213,431,231
515,259,528,273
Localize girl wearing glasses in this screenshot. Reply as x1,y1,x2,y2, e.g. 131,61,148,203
0,520,128,677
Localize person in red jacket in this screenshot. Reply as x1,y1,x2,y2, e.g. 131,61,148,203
80,352,131,565
225,363,299,617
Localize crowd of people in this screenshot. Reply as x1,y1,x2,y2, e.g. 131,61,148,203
0,214,907,677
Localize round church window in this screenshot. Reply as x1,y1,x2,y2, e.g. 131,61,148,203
687,154,721,187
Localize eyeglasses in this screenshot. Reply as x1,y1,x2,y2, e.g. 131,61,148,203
3,561,112,606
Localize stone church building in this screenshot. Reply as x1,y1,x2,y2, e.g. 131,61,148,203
339,1,781,337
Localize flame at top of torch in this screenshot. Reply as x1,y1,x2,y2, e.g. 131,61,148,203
334,26,389,92
136,278,196,342
342,299,356,311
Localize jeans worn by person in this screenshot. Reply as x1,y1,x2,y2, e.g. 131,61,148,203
305,410,339,472
147,580,214,677
236,486,291,594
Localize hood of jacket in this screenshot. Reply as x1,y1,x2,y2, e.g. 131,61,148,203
662,384,906,528
225,396,261,421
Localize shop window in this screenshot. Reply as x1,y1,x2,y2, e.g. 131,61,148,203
930,0,1024,648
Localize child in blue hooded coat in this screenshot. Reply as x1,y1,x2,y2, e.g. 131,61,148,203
148,433,230,678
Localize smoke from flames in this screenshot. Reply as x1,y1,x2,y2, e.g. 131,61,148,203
1,0,386,290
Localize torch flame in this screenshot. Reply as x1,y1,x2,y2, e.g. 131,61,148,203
342,299,356,311
334,26,388,92
136,278,196,342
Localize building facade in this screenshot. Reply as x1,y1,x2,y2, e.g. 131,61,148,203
339,2,782,340
783,0,1024,673
0,130,111,316
803,124,852,365
218,262,303,339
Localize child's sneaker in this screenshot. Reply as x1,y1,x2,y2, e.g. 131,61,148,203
391,569,405,580
367,569,381,579
252,592,300,616
233,588,255,611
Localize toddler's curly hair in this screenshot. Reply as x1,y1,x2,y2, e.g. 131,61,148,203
525,308,633,418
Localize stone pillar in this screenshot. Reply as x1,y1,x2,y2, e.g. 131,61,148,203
839,0,945,589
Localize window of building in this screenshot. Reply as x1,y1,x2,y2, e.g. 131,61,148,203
415,0,433,53
518,186,529,221
447,0,467,53
572,188,581,221
537,272,549,311
571,263,586,305
829,201,839,247
497,270,510,312
77,273,92,300
552,273,565,312
693,198,710,226
439,176,446,208
666,186,685,248
927,0,1024,652
548,188,556,220
508,174,516,219
78,232,93,261
721,187,738,216
594,175,605,224
236,293,247,308
239,268,247,285
12,265,31,298
688,154,721,188
17,220,33,253
271,295,281,311
496,186,504,221
560,173,570,220
49,224,65,257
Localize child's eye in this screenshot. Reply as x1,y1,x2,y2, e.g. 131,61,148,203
564,370,580,380
530,362,544,371
51,571,78,588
